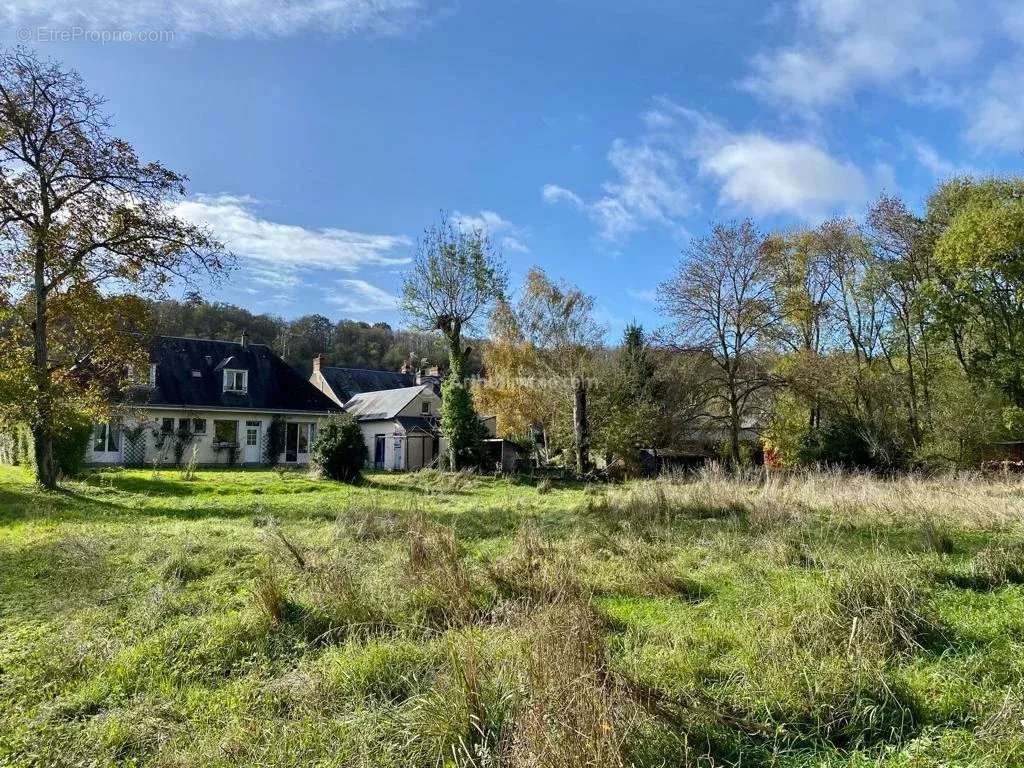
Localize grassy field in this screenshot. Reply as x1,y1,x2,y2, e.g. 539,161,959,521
1,465,1024,767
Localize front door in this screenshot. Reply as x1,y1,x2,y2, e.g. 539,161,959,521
244,420,262,464
392,436,403,471
374,434,386,468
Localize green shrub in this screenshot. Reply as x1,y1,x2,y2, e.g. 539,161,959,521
311,414,366,483
53,419,94,478
264,415,286,466
4,420,91,478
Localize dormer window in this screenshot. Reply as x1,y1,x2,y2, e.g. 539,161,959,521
421,400,430,415
223,369,248,393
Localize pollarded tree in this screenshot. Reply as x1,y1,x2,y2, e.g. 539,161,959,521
517,267,604,475
400,213,507,468
658,220,779,466
0,49,229,488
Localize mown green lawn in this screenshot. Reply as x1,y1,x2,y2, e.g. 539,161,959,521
1,464,1023,767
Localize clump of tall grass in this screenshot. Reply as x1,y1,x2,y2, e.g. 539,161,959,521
919,518,956,555
977,691,1024,764
485,519,585,605
252,566,291,626
401,631,518,766
404,512,483,627
160,549,208,584
970,541,1024,587
632,550,707,601
178,444,199,481
412,467,478,494
503,601,633,767
818,563,936,661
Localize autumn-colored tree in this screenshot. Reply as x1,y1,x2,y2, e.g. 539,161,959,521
517,268,604,475
473,299,544,443
0,49,228,488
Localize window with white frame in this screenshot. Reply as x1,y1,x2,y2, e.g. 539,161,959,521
93,423,120,453
223,369,248,393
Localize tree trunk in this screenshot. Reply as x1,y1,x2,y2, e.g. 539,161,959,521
573,379,589,476
444,331,466,470
33,241,58,489
32,424,56,488
728,394,741,467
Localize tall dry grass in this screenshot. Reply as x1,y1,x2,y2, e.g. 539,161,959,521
588,465,1024,530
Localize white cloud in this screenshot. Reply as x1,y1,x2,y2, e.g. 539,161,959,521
1,0,427,38
745,0,981,109
696,132,868,220
965,59,1024,152
328,279,399,313
544,99,871,236
452,209,530,253
174,194,411,275
501,236,530,254
541,184,584,208
542,136,693,241
453,209,513,234
744,1,1024,153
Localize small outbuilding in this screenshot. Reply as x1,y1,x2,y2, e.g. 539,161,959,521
343,384,441,471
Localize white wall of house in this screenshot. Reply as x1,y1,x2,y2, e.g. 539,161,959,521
397,388,440,418
358,420,401,470
85,409,331,467
355,418,435,471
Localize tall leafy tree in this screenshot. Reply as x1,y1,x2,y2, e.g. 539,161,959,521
473,299,545,443
517,267,604,475
925,177,1024,407
594,323,660,473
658,220,778,465
0,49,228,488
401,213,507,468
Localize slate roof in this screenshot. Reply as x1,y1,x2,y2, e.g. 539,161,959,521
138,336,340,413
344,385,429,421
319,366,416,403
395,416,437,434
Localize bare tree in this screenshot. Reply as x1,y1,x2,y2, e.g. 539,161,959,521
658,220,778,465
517,267,604,475
0,49,229,488
401,213,507,467
864,195,933,447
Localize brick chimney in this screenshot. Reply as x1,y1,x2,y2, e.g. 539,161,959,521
312,354,323,377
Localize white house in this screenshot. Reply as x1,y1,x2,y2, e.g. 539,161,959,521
87,336,340,467
342,384,441,471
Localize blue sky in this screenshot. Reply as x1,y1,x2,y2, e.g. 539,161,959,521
5,0,1024,337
